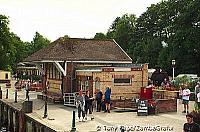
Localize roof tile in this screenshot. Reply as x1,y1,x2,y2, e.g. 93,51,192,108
24,38,132,63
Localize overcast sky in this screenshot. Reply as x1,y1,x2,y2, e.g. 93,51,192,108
0,0,161,42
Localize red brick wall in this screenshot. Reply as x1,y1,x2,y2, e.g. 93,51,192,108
42,74,46,91
63,76,71,93
155,99,177,113
112,99,137,108
64,62,74,93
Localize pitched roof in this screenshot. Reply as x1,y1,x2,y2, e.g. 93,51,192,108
24,37,132,63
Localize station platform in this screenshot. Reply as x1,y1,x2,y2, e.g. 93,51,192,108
0,81,194,132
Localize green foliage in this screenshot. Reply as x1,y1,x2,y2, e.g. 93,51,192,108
94,33,107,39
0,14,51,72
0,15,14,71
95,0,200,76
1,0,200,78
194,102,199,113
106,14,137,52
174,75,198,91
31,32,50,54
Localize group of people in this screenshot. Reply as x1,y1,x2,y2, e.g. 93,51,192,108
182,81,200,132
76,87,111,122
180,81,200,114
96,87,111,113
161,78,171,88
76,90,94,122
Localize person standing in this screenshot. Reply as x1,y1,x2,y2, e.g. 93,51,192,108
179,86,183,104
183,113,200,132
195,82,200,102
182,86,191,113
25,81,30,101
104,87,111,113
96,89,103,112
14,81,19,102
197,92,200,106
161,78,171,88
76,90,86,122
85,90,94,120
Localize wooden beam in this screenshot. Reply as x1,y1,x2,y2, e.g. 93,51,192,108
54,61,66,76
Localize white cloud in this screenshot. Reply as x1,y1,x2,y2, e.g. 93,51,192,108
0,0,161,42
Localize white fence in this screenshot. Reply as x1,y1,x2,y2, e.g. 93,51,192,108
63,92,77,106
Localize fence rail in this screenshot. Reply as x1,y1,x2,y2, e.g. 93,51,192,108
63,92,78,107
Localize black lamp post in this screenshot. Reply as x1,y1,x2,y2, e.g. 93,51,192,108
43,97,48,118
172,60,176,81
14,89,17,103
6,89,8,99
0,86,2,99
71,110,76,131
43,83,48,118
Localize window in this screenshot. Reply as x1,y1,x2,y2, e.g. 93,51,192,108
85,80,89,87
113,74,132,86
114,78,130,83
5,73,8,79
81,81,86,91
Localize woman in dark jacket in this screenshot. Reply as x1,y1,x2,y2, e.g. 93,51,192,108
85,90,94,120
96,89,103,112
105,87,111,113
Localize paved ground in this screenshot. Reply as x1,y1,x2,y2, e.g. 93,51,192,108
0,81,195,132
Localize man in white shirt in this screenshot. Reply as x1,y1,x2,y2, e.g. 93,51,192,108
195,82,200,101
182,86,191,113
197,92,200,102
197,92,200,112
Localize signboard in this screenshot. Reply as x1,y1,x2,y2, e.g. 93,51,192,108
102,68,114,72
137,100,148,116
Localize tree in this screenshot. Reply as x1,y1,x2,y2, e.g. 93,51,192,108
129,0,200,76
107,14,137,52
10,33,33,71
31,32,50,54
94,33,107,39
0,15,51,72
0,15,14,70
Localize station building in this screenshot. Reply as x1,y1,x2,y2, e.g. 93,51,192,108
23,37,148,107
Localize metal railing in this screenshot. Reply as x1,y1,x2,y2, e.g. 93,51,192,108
63,93,78,107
